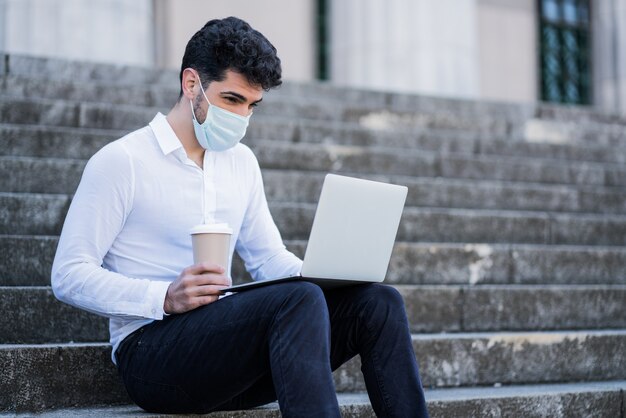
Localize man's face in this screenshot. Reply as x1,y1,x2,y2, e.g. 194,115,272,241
192,70,263,122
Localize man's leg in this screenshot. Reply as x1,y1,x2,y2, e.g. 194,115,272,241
325,283,430,418
116,281,340,417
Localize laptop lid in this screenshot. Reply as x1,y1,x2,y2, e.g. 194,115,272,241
300,174,408,282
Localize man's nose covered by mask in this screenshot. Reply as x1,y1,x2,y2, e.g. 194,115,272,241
190,75,251,151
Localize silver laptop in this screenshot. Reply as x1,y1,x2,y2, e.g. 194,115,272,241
223,174,408,292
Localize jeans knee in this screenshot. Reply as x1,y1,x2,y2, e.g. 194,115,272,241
277,281,328,318
362,284,408,326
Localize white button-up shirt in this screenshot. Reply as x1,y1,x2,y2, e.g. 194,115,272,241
51,113,303,362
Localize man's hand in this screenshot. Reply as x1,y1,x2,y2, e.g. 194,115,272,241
164,262,232,314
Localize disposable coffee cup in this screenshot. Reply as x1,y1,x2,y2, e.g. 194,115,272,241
189,223,233,268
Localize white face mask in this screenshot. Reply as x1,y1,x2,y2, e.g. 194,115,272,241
190,75,251,152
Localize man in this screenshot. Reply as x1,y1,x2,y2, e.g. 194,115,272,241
52,17,429,417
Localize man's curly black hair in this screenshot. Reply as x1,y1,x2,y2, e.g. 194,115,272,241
179,16,282,97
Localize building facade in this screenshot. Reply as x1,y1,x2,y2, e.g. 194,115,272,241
1,0,624,114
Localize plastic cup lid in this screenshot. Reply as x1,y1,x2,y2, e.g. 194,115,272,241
189,223,233,235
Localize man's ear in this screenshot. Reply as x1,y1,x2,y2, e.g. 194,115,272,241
181,68,199,100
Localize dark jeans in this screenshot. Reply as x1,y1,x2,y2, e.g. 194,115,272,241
116,282,429,417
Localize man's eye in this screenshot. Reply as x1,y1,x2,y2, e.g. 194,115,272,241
225,97,238,103
250,102,259,108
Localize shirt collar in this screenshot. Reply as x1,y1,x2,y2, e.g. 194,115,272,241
149,113,184,156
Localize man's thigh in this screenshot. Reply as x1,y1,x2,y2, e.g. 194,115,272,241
118,283,315,413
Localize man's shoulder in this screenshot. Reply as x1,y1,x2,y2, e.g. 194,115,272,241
87,125,153,170
91,125,153,159
231,142,259,165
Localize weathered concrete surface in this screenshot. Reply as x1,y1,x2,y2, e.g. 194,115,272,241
461,285,626,331
0,193,70,235
4,157,624,215
0,236,57,286
478,136,626,165
15,191,626,245
426,381,626,418
510,244,626,285
2,332,624,412
5,237,626,287
10,382,626,417
387,242,626,285
3,53,625,121
0,124,118,160
336,330,626,391
5,54,177,85
8,159,626,215
1,285,460,343
4,285,625,344
438,153,609,186
3,75,167,108
0,287,108,343
250,140,441,178
0,343,130,412
7,395,372,417
551,213,626,245
271,203,626,246
413,330,626,388
263,170,626,214
5,108,622,166
2,53,626,417
2,132,624,192
0,156,85,194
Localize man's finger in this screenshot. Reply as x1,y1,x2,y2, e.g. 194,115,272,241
190,273,231,287
196,295,219,306
185,262,225,275
199,284,230,296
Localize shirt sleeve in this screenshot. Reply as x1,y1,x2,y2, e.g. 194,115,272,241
51,141,170,320
235,149,303,281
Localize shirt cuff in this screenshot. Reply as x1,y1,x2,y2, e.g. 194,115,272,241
146,280,172,319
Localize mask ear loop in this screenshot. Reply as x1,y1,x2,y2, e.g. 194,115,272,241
196,74,213,108
189,72,206,123
192,72,208,225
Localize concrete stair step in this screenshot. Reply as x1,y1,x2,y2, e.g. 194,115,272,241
4,53,626,125
425,381,626,418
1,53,178,86
0,124,122,160
3,94,626,154
6,74,626,149
2,139,626,194
0,96,156,131
0,77,528,136
4,91,626,153
0,156,85,194
341,330,626,390
2,330,624,411
2,285,624,344
4,117,626,167
247,118,626,165
3,157,626,216
3,53,625,417
273,203,626,246
2,235,626,286
5,53,626,145
14,381,626,417
263,170,626,215
2,74,178,109
1,286,109,343
248,140,626,188
5,193,626,246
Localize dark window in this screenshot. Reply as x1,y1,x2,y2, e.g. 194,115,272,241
538,0,592,104
316,0,330,81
